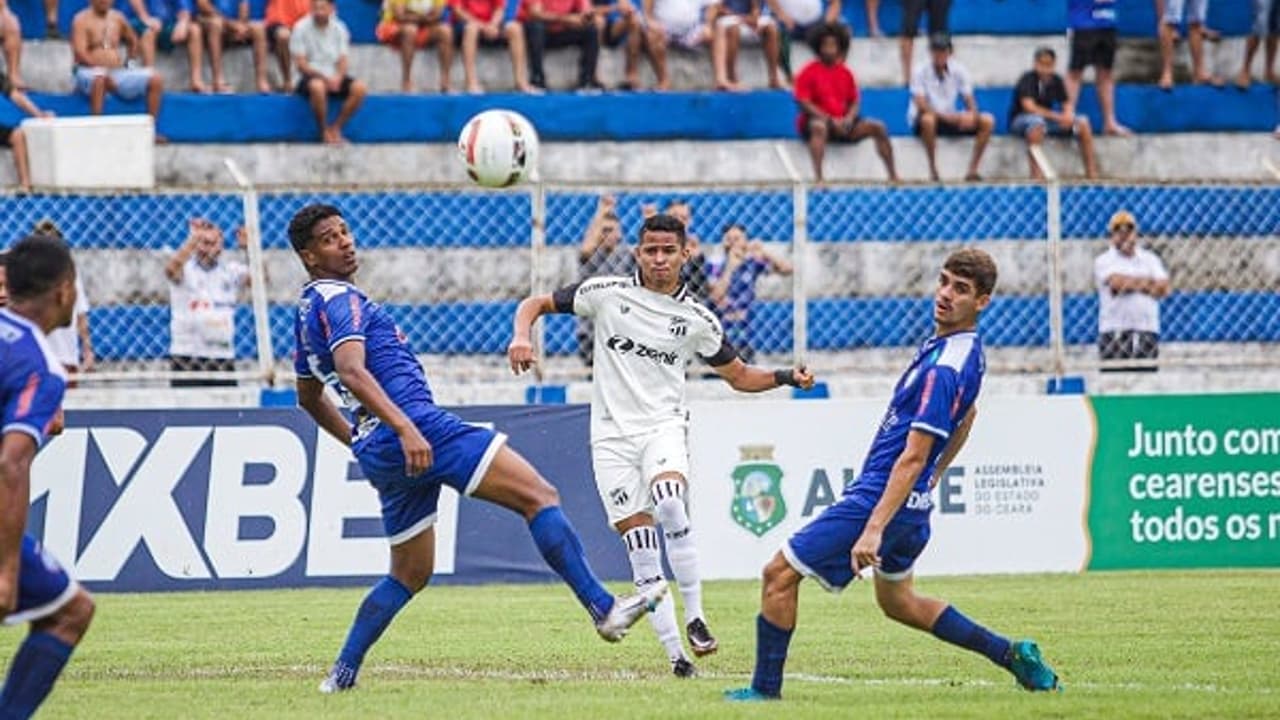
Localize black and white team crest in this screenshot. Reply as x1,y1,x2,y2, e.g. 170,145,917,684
668,316,689,337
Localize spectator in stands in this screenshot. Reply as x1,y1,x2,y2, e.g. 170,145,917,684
129,0,209,92
1008,47,1098,179
908,33,992,181
591,0,640,88
794,22,897,182
1,0,25,90
1158,0,1221,89
451,0,536,93
72,0,166,123
576,194,634,366
165,217,251,387
1094,209,1169,371
292,0,367,143
864,0,882,36
32,220,95,377
898,0,951,85
377,0,455,92
0,72,52,192
522,0,602,90
766,0,842,84
641,0,715,90
708,223,791,363
265,0,310,90
198,0,271,93
713,0,785,90
1237,0,1278,88
1066,0,1130,136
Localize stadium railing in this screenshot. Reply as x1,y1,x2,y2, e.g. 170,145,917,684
2,172,1275,387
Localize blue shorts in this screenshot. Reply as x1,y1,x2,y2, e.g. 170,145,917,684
1009,112,1076,139
73,66,154,100
783,493,931,591
355,413,507,545
4,536,76,626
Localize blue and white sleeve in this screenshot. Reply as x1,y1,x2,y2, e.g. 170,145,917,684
909,367,960,440
2,367,67,448
321,291,366,352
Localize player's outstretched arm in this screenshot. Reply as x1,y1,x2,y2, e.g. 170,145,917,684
929,405,976,490
0,432,38,616
508,293,559,375
296,376,353,447
711,358,815,393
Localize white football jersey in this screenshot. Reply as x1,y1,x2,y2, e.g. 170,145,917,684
555,273,736,442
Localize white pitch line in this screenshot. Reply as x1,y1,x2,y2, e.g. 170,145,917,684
77,664,1277,696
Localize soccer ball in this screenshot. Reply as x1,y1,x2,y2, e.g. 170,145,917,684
457,110,540,188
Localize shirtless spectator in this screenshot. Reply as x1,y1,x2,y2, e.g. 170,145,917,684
72,0,165,122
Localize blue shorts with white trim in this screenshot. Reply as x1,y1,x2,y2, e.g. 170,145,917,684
355,412,506,545
4,536,75,626
783,494,931,591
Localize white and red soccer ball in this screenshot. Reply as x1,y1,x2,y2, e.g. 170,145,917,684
457,109,540,188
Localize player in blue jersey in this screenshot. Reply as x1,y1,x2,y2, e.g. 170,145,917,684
726,249,1061,701
0,235,96,719
287,204,667,694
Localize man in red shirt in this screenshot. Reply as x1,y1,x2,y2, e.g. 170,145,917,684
793,22,896,182
521,0,600,89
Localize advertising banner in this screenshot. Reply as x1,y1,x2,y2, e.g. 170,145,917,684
687,397,1093,580
1086,393,1280,570
28,406,629,592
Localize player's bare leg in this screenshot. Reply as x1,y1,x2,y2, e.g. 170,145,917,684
849,117,898,182
434,23,455,92
472,445,665,640
320,527,435,693
874,571,1060,691
615,513,694,677
806,117,828,182
918,111,941,180
726,551,801,700
649,471,715,656
967,112,994,180
328,79,367,144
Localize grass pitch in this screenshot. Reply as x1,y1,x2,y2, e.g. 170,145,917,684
5,571,1278,719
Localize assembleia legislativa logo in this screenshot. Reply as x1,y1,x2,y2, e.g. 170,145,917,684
731,444,787,537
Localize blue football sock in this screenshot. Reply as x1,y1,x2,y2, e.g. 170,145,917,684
529,506,614,621
0,631,74,719
334,576,413,682
931,605,1013,669
751,614,793,698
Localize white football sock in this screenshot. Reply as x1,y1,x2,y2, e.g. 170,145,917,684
651,478,704,625
622,525,685,662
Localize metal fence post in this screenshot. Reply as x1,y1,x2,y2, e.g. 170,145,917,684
773,145,808,366
530,180,548,380
223,158,275,386
1030,147,1066,378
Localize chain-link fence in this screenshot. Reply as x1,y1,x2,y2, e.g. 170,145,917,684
3,176,1275,388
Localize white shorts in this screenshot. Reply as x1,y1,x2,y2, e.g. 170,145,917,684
591,425,690,525
715,14,776,43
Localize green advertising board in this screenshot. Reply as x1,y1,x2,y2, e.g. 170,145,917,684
1087,393,1280,570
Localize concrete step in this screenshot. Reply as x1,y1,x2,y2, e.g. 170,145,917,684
15,33,1256,96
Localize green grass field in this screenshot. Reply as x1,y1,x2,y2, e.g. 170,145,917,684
5,571,1278,719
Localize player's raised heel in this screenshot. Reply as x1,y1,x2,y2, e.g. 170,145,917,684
318,662,358,694
723,686,779,702
1008,639,1061,692
686,618,719,657
595,579,668,642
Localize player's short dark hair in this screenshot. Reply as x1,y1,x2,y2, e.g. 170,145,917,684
808,22,851,56
32,218,64,239
1034,46,1056,63
640,213,687,245
4,234,75,301
944,248,998,297
288,203,343,253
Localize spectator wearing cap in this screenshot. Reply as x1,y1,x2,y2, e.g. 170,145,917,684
794,22,897,182
1008,46,1098,179
1094,210,1170,371
1066,0,1129,136
32,220,95,378
908,33,992,182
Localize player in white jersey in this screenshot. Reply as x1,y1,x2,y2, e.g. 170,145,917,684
509,213,815,676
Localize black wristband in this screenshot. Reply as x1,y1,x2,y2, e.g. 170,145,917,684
774,368,797,388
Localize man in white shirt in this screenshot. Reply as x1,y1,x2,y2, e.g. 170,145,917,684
32,220,95,378
1093,209,1170,371
508,213,814,677
908,33,993,182
165,217,251,387
291,0,367,144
